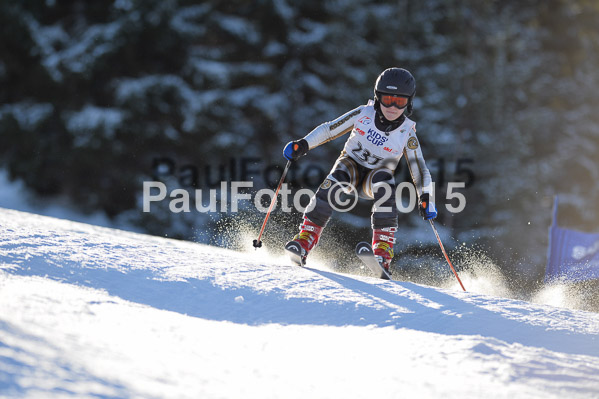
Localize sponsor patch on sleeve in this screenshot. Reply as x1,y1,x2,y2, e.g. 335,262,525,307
407,137,419,150
330,109,361,130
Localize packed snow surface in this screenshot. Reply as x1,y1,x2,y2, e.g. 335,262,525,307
1,208,599,398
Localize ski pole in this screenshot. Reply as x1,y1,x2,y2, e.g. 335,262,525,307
429,220,466,291
253,160,292,249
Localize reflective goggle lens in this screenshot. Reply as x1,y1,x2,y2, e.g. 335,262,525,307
380,95,408,109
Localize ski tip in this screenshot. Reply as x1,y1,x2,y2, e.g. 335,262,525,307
285,241,301,252
355,241,372,254
285,241,305,266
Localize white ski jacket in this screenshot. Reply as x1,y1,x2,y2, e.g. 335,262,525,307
302,100,433,196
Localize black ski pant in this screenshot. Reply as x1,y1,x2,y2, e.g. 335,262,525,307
304,154,397,229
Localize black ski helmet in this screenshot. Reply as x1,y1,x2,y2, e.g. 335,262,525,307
374,67,416,116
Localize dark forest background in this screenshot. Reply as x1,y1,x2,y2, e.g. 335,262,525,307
2,0,599,296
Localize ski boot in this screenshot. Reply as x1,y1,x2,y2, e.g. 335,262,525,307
285,218,323,266
372,227,396,276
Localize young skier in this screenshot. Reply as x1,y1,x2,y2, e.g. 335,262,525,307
283,67,437,276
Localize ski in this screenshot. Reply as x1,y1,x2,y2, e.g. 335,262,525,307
285,241,306,266
355,242,391,280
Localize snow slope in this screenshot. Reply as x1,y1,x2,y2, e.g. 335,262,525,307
1,208,599,398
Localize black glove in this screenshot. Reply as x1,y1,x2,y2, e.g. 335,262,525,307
419,193,437,220
283,139,309,161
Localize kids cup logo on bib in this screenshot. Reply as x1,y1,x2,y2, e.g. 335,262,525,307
366,129,388,146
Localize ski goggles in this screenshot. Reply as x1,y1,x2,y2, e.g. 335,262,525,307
379,94,409,109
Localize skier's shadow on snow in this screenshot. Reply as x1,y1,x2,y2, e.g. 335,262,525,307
7,252,599,358
308,268,599,358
